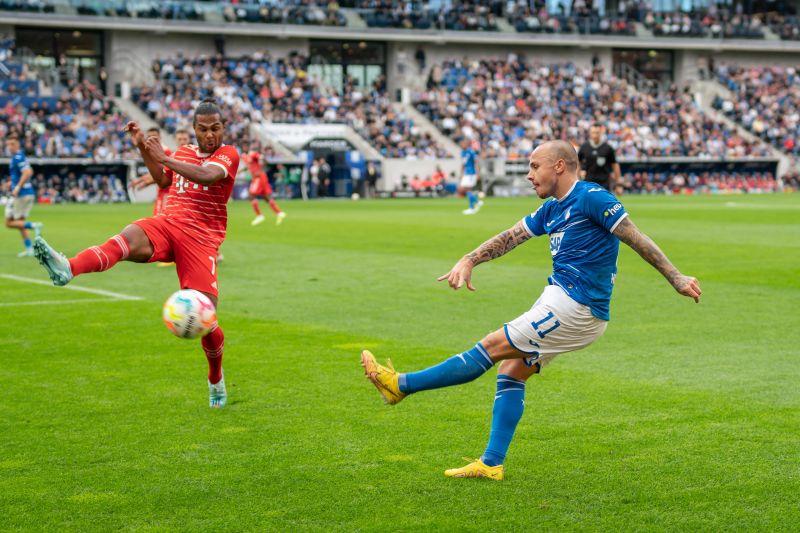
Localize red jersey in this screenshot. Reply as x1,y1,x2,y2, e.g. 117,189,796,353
163,144,240,248
243,151,266,180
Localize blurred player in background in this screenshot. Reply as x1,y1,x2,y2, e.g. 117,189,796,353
243,143,286,226
361,140,701,480
578,123,620,192
4,133,42,256
459,139,482,215
33,99,239,408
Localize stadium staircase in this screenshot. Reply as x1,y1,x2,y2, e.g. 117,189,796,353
113,96,176,148
340,8,367,28
692,80,793,176
393,101,460,157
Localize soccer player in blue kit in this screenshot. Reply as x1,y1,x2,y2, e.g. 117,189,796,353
361,140,702,480
459,139,482,215
4,134,42,256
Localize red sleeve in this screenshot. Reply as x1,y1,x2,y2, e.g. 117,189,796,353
204,145,239,179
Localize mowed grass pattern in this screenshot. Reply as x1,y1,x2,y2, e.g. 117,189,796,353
1,195,798,531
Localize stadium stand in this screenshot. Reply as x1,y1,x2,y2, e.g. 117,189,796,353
641,9,765,38
713,64,800,157
133,53,450,158
415,58,770,160
620,170,780,194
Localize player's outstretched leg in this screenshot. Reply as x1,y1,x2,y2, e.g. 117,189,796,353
34,233,131,286
203,325,226,408
361,343,495,404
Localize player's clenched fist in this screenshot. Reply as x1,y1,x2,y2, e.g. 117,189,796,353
144,136,168,163
437,258,476,291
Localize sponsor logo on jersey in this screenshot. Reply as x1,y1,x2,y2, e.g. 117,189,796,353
604,203,623,217
549,231,564,256
216,154,232,166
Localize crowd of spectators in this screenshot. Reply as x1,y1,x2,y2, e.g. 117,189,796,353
1,79,137,160
767,14,800,41
0,0,346,26
355,0,501,31
713,64,800,156
642,10,764,38
507,0,634,35
134,52,449,159
619,170,780,194
0,170,128,204
415,56,770,160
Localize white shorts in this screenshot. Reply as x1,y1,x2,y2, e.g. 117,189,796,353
4,196,34,220
504,285,608,370
460,173,477,189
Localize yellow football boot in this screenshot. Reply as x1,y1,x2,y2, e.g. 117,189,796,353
360,350,406,405
444,458,504,480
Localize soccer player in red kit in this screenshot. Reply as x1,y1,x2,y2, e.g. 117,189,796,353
33,100,239,408
244,145,286,226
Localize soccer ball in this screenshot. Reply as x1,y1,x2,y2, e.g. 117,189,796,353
351,192,360,200
162,289,217,339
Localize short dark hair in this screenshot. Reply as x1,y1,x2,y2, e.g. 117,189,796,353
147,127,160,134
175,128,190,136
193,98,222,125
6,133,19,142
592,122,605,129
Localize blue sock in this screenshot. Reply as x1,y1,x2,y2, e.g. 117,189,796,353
467,191,477,209
23,222,33,230
481,375,526,467
398,343,494,394
23,238,31,249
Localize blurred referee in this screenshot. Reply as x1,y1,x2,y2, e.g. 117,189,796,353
578,123,620,191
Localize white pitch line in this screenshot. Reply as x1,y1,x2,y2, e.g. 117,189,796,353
0,298,124,307
0,274,145,301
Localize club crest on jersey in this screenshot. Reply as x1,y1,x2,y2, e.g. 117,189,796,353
549,231,564,256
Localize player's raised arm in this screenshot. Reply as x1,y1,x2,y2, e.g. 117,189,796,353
612,217,702,302
438,219,533,291
126,122,170,188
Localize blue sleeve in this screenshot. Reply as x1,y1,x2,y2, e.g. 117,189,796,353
523,203,548,236
582,188,628,233
15,154,31,171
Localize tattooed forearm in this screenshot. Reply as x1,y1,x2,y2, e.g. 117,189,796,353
465,220,533,266
612,217,680,284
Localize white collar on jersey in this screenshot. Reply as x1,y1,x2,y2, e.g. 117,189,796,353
556,179,578,202
189,143,226,158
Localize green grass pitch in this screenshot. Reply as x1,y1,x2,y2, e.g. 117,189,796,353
1,195,798,531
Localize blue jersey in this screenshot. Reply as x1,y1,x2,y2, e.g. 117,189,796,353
461,148,477,175
523,180,628,320
10,150,34,197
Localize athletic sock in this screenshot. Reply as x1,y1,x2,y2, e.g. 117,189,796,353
481,374,526,467
68,234,130,276
23,237,31,249
250,199,262,216
23,221,33,230
398,343,494,394
267,198,282,215
467,191,477,209
202,325,224,384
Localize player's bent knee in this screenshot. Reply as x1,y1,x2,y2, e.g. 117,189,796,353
120,224,155,262
497,358,540,382
480,329,524,362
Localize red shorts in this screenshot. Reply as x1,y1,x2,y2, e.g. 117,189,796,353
134,217,220,297
249,175,272,197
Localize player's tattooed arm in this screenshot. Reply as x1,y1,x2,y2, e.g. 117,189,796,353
613,217,702,302
437,220,532,291
465,219,533,266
